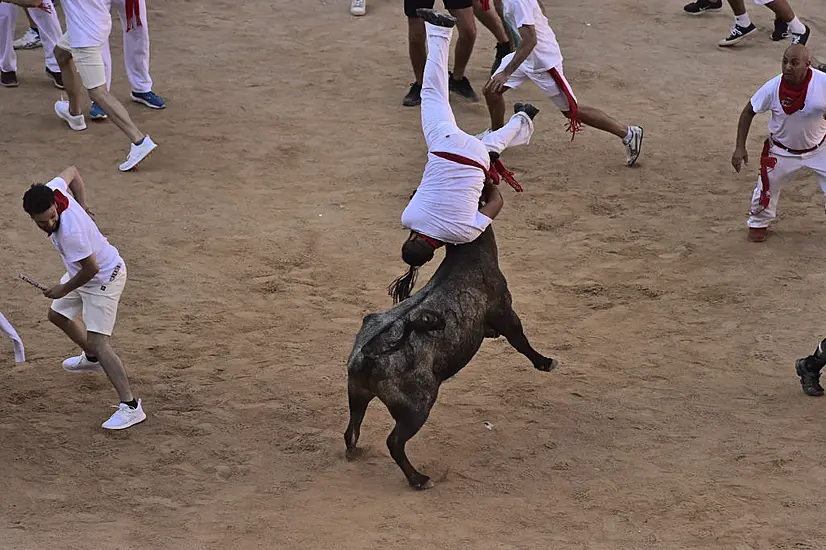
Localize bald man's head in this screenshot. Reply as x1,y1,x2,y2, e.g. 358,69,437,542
782,44,811,85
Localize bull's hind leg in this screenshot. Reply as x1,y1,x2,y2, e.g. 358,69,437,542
344,381,375,460
489,306,558,372
385,390,438,490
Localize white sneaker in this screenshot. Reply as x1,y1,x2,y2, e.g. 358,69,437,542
54,100,87,131
62,352,104,373
102,399,146,430
623,125,643,167
13,28,41,50
350,0,366,15
119,135,157,171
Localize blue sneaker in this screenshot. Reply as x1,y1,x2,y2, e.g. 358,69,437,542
131,91,166,109
90,102,108,120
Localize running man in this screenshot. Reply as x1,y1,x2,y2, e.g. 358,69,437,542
22,165,146,430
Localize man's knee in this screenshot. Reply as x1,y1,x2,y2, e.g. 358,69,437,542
54,46,72,66
85,332,109,355
87,85,108,102
452,8,478,39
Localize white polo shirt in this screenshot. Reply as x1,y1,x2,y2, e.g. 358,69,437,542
61,0,113,48
751,68,826,152
46,177,123,289
501,0,563,73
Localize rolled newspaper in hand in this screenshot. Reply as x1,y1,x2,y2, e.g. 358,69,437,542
17,274,47,291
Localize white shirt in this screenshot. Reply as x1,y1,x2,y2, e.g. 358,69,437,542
61,0,112,48
751,68,826,152
501,0,563,73
402,142,494,245
46,177,124,289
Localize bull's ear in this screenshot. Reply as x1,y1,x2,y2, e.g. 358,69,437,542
409,309,446,332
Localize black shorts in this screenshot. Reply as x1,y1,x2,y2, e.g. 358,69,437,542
404,0,473,18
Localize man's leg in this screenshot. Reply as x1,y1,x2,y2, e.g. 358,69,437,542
447,6,478,101
54,38,84,112
86,332,134,403
27,2,63,81
405,15,427,107
419,11,459,149
484,52,524,130
718,0,757,46
113,0,164,108
0,3,19,86
759,0,808,42
796,337,826,397
746,150,799,238
48,310,90,353
473,0,513,76
480,106,536,154
87,85,145,142
48,285,101,372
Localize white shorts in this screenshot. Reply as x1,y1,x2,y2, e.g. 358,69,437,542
492,55,577,112
753,0,772,5
56,32,106,89
50,263,127,336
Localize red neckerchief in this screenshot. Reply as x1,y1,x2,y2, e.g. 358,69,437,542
431,151,524,192
125,0,143,32
53,189,70,214
779,68,812,115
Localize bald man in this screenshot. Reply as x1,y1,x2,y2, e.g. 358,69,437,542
732,44,826,242
684,0,809,47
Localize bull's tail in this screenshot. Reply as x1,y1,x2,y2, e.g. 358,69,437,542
362,310,446,360
388,266,419,304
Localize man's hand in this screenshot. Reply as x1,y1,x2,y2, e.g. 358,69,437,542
84,207,96,221
484,72,510,95
43,284,68,299
732,147,749,173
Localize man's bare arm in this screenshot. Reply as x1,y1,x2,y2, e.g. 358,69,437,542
498,24,536,79
479,181,504,220
56,165,91,211
732,102,756,173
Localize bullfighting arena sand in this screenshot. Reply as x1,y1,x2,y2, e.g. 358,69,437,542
2,0,826,547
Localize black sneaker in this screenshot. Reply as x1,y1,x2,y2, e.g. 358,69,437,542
46,68,64,89
795,357,824,397
791,24,810,46
403,82,422,107
684,0,722,15
514,102,539,120
448,72,479,102
1,71,18,87
717,23,756,47
771,19,788,41
491,41,513,75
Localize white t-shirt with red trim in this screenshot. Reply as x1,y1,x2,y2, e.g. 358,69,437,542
46,177,123,289
750,68,826,152
501,0,563,73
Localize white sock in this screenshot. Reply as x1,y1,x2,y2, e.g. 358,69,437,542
788,17,805,35
734,13,751,28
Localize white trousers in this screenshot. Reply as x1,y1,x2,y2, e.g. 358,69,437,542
102,0,153,93
422,22,533,165
747,142,826,228
0,2,62,73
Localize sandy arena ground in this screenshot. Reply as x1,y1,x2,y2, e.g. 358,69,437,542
2,0,826,547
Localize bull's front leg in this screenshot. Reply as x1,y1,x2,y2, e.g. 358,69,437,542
487,306,557,372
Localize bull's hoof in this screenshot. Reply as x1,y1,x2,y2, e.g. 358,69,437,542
345,447,365,461
534,357,558,372
410,477,435,490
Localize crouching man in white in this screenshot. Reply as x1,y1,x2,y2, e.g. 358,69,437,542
23,166,146,430
389,8,538,303
732,43,826,242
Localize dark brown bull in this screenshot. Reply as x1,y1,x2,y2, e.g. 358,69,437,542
344,225,557,489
